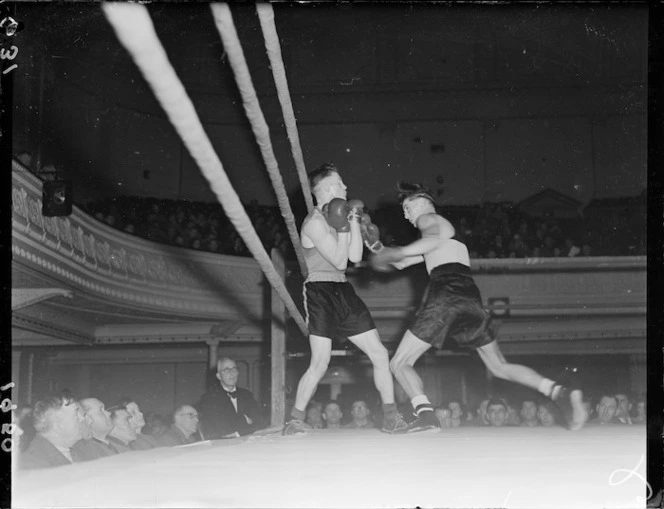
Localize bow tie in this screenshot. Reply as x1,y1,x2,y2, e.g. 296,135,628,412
225,390,237,399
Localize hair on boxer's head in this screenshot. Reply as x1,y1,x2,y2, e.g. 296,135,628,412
309,163,340,192
397,181,436,206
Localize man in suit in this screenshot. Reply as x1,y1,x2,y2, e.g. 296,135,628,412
198,357,267,439
73,397,119,460
107,407,137,453
158,405,199,446
20,392,86,469
114,397,161,450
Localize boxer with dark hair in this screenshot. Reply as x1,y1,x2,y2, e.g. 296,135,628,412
371,181,588,433
283,163,407,435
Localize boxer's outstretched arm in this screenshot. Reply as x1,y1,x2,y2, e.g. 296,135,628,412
398,213,454,258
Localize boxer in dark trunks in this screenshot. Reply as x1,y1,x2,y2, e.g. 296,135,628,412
370,182,588,433
282,164,408,435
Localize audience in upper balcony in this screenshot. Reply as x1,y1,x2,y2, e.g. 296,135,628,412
76,194,643,260
20,392,86,469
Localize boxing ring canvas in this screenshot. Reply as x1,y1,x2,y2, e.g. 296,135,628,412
13,425,647,508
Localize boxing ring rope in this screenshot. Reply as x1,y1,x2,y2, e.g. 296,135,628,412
255,3,314,214
210,3,308,279
102,2,309,338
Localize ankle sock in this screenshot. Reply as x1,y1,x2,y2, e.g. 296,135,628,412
538,378,555,397
290,407,305,421
411,395,433,415
382,402,397,417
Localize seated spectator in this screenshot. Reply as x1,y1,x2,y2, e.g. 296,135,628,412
470,399,490,426
322,401,343,430
614,392,633,425
158,405,199,446
143,412,169,438
592,394,619,425
10,410,25,472
506,402,520,426
631,396,645,424
582,399,593,422
519,400,539,427
343,399,374,429
486,398,509,427
73,398,118,460
107,407,137,453
305,400,324,429
537,402,557,427
565,237,581,257
115,398,160,450
16,405,35,452
197,357,267,439
434,407,452,428
447,400,465,428
20,392,86,469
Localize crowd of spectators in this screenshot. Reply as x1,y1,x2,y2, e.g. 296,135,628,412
82,193,645,260
300,388,645,430
15,152,645,259
11,372,645,472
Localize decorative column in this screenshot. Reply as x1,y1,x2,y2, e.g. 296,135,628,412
206,339,220,371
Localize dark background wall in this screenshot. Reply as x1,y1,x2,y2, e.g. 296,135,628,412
12,4,647,209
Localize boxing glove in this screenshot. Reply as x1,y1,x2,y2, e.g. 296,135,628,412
369,246,404,272
347,199,364,222
363,223,384,253
322,198,351,232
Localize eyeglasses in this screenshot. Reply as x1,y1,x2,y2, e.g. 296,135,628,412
180,412,199,419
220,367,238,375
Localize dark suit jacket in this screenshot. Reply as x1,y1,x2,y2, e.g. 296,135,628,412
157,425,195,447
108,435,133,453
20,434,83,470
130,433,161,451
197,384,267,439
72,437,119,462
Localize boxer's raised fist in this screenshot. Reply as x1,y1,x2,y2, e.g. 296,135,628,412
363,223,384,253
322,198,351,233
347,199,364,222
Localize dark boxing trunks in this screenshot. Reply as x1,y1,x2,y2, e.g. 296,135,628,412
410,263,494,350
304,281,376,341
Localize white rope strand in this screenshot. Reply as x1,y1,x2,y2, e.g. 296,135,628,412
102,2,308,338
210,3,308,279
256,3,313,213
